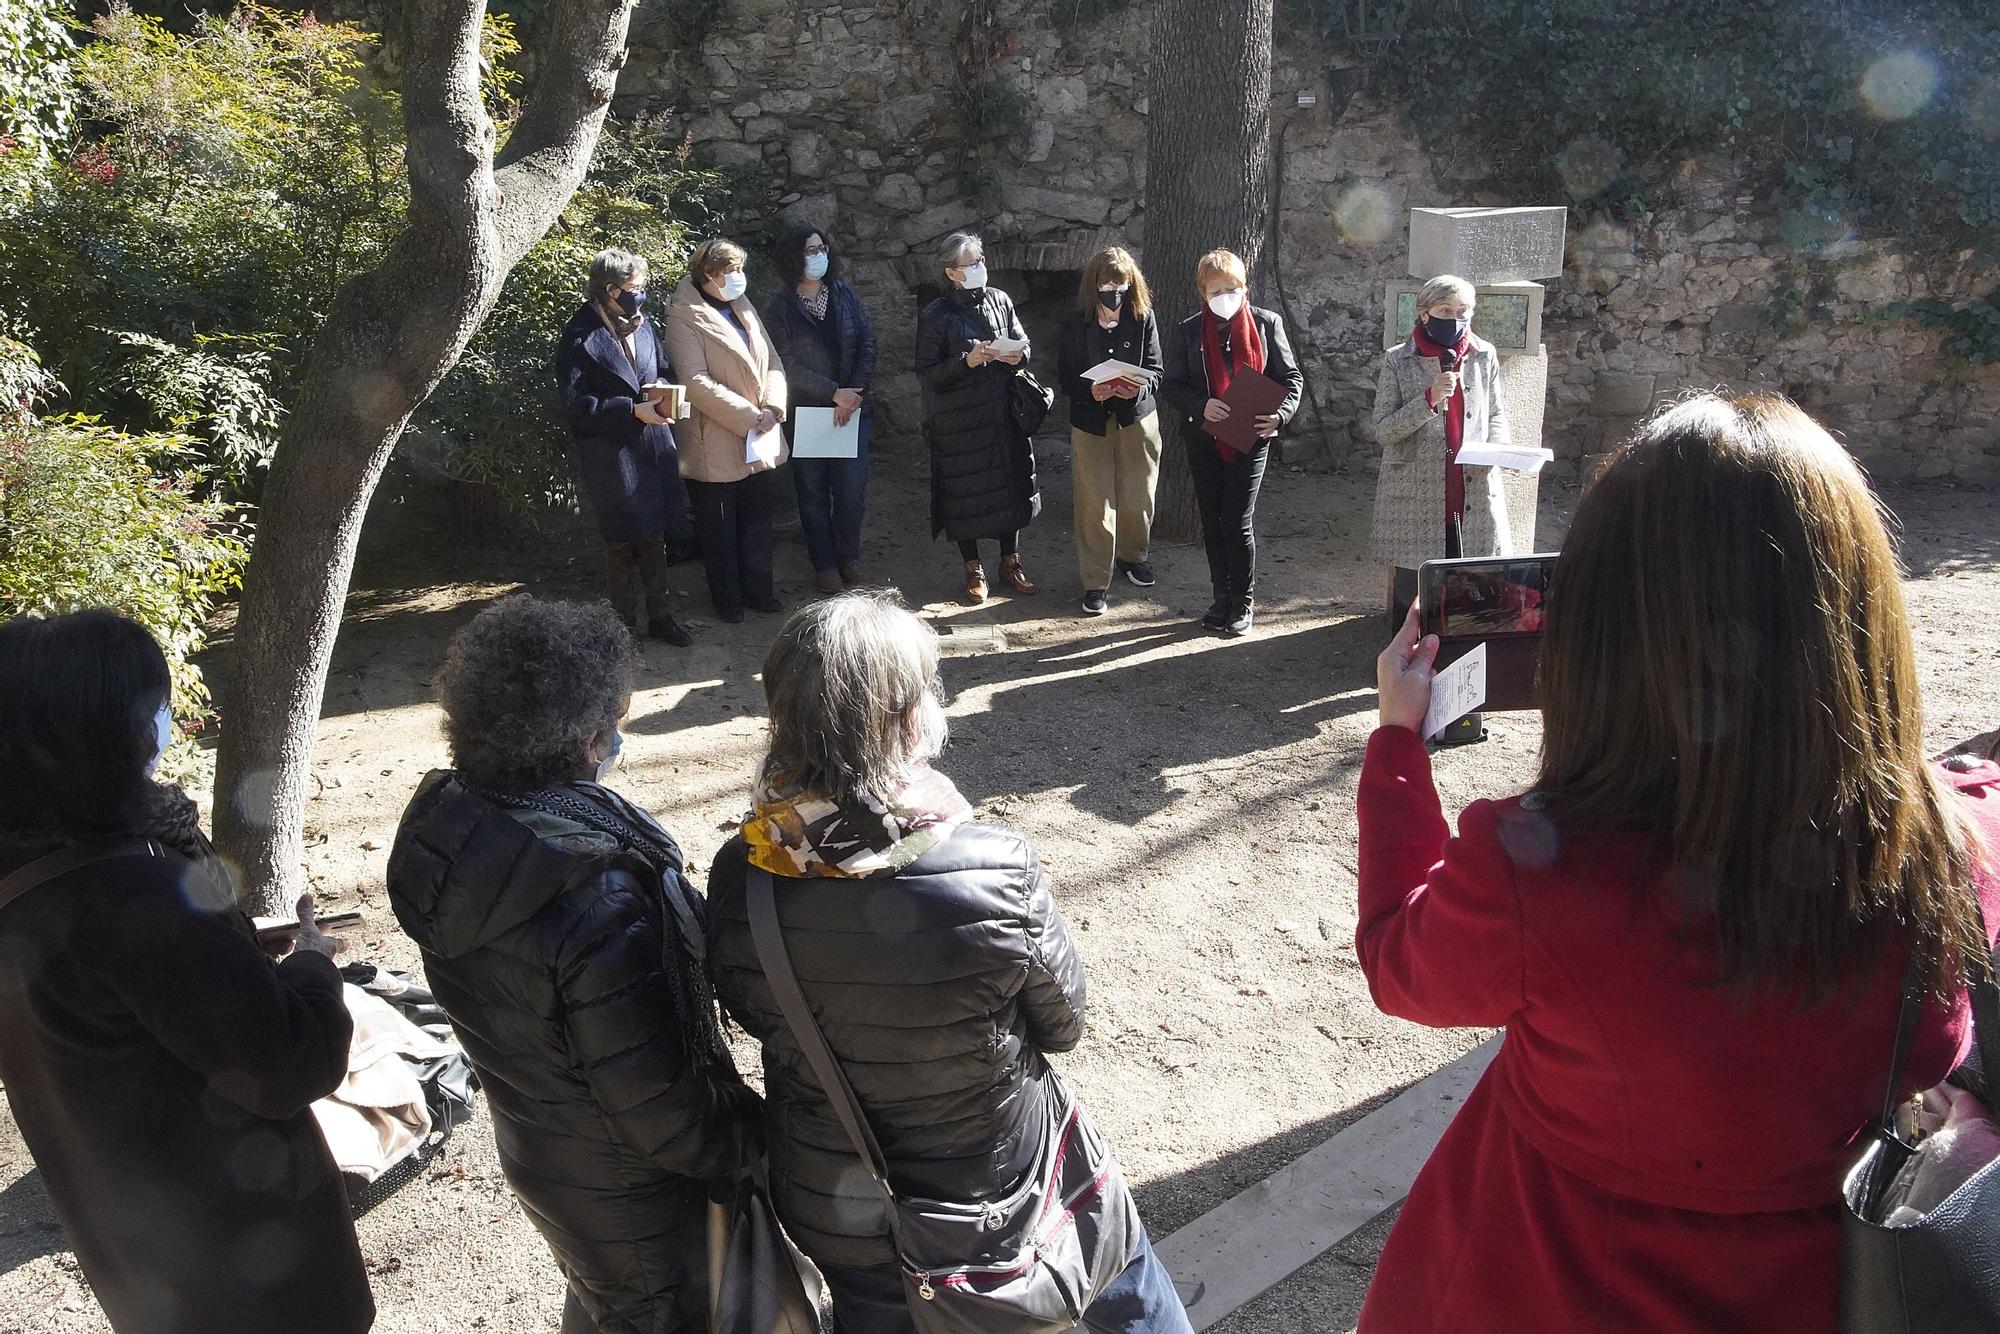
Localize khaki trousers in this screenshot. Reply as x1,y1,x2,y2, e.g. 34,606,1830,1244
1071,413,1164,590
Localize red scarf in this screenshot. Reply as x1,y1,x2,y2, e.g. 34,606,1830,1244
1410,322,1472,531
1200,304,1266,460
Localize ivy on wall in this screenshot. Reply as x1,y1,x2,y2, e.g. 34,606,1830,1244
1284,0,2000,362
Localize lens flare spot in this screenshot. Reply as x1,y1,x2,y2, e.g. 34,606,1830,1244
1859,50,1941,121
1554,134,1621,200
1332,183,1395,245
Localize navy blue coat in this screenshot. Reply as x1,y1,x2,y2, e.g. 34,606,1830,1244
554,304,685,544
760,278,878,410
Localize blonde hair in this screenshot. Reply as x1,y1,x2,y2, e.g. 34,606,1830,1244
688,238,749,281
1195,248,1247,296
1418,275,1477,313
1077,247,1153,319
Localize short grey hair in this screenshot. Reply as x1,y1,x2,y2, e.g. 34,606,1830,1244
938,231,983,277
436,595,635,792
587,247,648,303
759,591,949,805
1418,274,1477,314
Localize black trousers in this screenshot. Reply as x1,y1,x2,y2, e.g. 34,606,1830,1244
686,469,783,617
1186,437,1270,612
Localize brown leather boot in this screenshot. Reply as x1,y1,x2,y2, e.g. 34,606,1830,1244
999,553,1038,595
815,569,844,594
839,562,872,587
962,560,988,605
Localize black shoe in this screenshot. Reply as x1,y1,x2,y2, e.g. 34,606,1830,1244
749,597,783,615
646,614,693,648
1081,589,1108,616
1200,600,1228,630
665,535,703,564
1222,604,1254,638
717,606,745,624
1120,558,1157,588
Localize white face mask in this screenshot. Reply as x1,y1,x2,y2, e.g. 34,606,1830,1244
803,252,830,280
956,262,988,290
145,701,173,778
717,271,748,302
592,728,624,784
1207,290,1246,320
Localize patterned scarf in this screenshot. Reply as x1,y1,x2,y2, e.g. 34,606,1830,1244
743,766,972,879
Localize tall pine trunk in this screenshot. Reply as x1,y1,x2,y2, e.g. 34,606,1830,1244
212,0,635,912
1143,0,1275,544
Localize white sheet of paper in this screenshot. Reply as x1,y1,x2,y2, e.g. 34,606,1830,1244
1454,444,1554,472
1423,642,1489,742
1081,357,1149,384
988,335,1030,357
791,406,859,459
745,420,783,466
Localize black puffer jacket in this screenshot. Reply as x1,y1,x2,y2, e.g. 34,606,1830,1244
388,773,753,1334
705,823,1086,1269
915,286,1042,541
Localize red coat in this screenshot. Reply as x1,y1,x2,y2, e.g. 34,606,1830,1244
1355,726,2000,1333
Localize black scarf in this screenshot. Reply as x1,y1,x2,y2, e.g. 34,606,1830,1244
470,780,736,1074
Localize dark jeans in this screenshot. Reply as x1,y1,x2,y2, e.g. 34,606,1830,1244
957,531,1020,562
687,469,784,616
1186,436,1270,613
792,414,869,574
820,1230,1191,1334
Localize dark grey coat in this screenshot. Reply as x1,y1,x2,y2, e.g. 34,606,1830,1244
705,823,1086,1270
915,287,1042,541
555,304,684,545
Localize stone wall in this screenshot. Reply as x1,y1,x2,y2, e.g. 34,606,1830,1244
601,0,1995,481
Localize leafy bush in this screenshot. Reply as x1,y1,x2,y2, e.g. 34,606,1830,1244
0,414,248,723
0,5,403,501
0,0,76,195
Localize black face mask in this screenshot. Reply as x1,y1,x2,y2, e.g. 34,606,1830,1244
614,289,646,318
1096,288,1127,312
1424,314,1468,346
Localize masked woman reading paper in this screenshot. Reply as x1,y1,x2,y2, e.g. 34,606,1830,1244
915,231,1042,605
1159,248,1302,638
1358,393,2000,1334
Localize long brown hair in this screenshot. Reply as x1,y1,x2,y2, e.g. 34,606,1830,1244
1537,391,1981,998
1076,246,1153,319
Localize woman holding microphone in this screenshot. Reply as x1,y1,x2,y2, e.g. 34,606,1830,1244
1369,274,1512,623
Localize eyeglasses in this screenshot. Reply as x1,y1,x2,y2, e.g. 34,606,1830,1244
803,244,829,257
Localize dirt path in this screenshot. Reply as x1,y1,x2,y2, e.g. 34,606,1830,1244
3,440,1995,1333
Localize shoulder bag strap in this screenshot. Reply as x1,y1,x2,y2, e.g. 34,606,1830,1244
1875,900,2000,1139
745,867,912,1246
0,838,161,917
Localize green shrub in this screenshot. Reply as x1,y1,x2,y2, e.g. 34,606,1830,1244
0,415,248,724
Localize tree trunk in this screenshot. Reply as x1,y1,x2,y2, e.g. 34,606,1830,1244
212,0,635,913
1143,0,1275,544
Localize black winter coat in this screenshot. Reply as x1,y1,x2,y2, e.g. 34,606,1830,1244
555,304,684,545
705,823,1086,1269
0,842,371,1334
387,774,753,1334
760,278,878,410
1055,307,1163,435
915,287,1041,541
1159,305,1306,451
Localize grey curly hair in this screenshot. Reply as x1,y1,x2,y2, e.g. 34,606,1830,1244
436,595,636,792
759,590,948,806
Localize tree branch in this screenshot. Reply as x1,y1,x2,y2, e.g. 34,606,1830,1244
491,0,632,255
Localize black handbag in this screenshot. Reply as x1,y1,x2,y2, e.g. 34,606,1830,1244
1840,907,2000,1332
707,1148,821,1334
745,868,1141,1332
1009,369,1054,438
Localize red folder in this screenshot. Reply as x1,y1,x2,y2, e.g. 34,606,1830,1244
1206,369,1288,451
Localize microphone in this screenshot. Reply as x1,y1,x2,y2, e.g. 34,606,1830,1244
1438,346,1459,372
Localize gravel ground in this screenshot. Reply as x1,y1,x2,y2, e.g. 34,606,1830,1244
3,438,1995,1334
